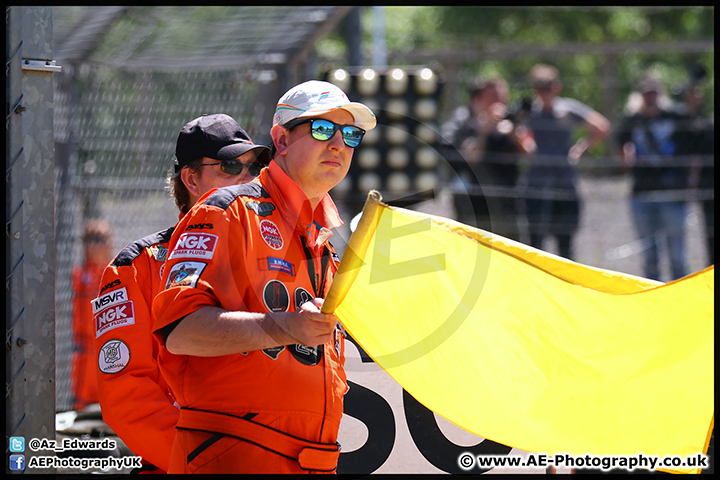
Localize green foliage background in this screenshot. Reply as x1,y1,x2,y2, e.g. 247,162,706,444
54,6,714,177
319,6,714,116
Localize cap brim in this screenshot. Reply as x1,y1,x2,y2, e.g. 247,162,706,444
214,143,272,163
294,102,377,131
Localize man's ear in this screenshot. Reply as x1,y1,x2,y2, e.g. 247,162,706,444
270,124,289,155
180,167,200,197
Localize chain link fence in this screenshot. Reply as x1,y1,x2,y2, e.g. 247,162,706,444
54,65,268,412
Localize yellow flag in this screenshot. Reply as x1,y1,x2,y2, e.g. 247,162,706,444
324,191,714,474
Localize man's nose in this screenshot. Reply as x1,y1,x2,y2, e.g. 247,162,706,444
327,129,346,149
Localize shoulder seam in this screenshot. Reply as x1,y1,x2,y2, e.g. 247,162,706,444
202,183,265,210
112,226,175,267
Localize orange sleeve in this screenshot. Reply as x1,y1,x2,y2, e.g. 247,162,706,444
152,203,236,345
93,234,179,473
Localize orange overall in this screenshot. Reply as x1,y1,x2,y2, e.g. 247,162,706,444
71,263,104,410
92,227,181,473
152,162,346,474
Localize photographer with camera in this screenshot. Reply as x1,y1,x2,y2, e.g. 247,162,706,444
441,75,534,241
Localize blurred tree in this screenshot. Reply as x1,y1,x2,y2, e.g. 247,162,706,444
372,6,714,119
435,6,713,44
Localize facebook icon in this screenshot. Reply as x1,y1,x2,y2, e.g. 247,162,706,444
9,454,25,471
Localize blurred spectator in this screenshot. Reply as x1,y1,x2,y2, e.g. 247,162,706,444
441,75,534,240
617,74,689,281
521,64,610,260
674,65,714,266
71,218,114,411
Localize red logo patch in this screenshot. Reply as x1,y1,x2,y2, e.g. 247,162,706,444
169,233,218,260
259,220,283,250
94,300,135,337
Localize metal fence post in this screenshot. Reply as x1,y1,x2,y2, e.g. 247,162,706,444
6,5,58,474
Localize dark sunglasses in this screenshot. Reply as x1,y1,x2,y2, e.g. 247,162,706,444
197,160,264,177
284,118,365,148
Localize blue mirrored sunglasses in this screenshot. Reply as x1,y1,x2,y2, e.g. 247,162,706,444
284,118,365,148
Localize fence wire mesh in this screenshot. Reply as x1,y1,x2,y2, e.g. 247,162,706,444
54,65,267,412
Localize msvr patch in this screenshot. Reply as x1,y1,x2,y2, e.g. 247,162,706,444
92,287,136,338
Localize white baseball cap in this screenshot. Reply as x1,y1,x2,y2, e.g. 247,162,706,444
273,80,377,131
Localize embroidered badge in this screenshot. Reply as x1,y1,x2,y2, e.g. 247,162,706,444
290,343,322,366
98,339,131,374
294,287,314,310
165,261,207,289
262,346,285,360
168,233,218,260
246,200,276,217
150,244,168,262
92,287,128,314
267,257,294,276
92,287,136,338
262,279,289,312
259,219,283,250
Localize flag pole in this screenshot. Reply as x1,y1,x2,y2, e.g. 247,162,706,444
322,190,385,314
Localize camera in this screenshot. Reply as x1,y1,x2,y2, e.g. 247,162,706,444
504,97,533,123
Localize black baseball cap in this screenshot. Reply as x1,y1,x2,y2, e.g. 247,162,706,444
174,114,271,172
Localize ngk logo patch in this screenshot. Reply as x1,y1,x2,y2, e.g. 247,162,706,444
92,288,136,337
168,233,219,260
259,220,283,250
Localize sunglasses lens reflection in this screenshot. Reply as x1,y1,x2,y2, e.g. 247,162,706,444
309,119,364,147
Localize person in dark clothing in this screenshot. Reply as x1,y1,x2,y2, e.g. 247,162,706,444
617,75,690,281
441,75,533,241
521,64,610,261
674,69,714,266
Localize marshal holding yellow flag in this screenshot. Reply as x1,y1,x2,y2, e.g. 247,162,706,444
322,191,714,474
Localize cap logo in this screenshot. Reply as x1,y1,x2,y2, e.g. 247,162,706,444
275,103,305,115
318,92,330,100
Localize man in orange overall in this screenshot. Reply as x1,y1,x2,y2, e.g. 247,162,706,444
71,219,114,411
152,81,376,474
91,114,270,473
